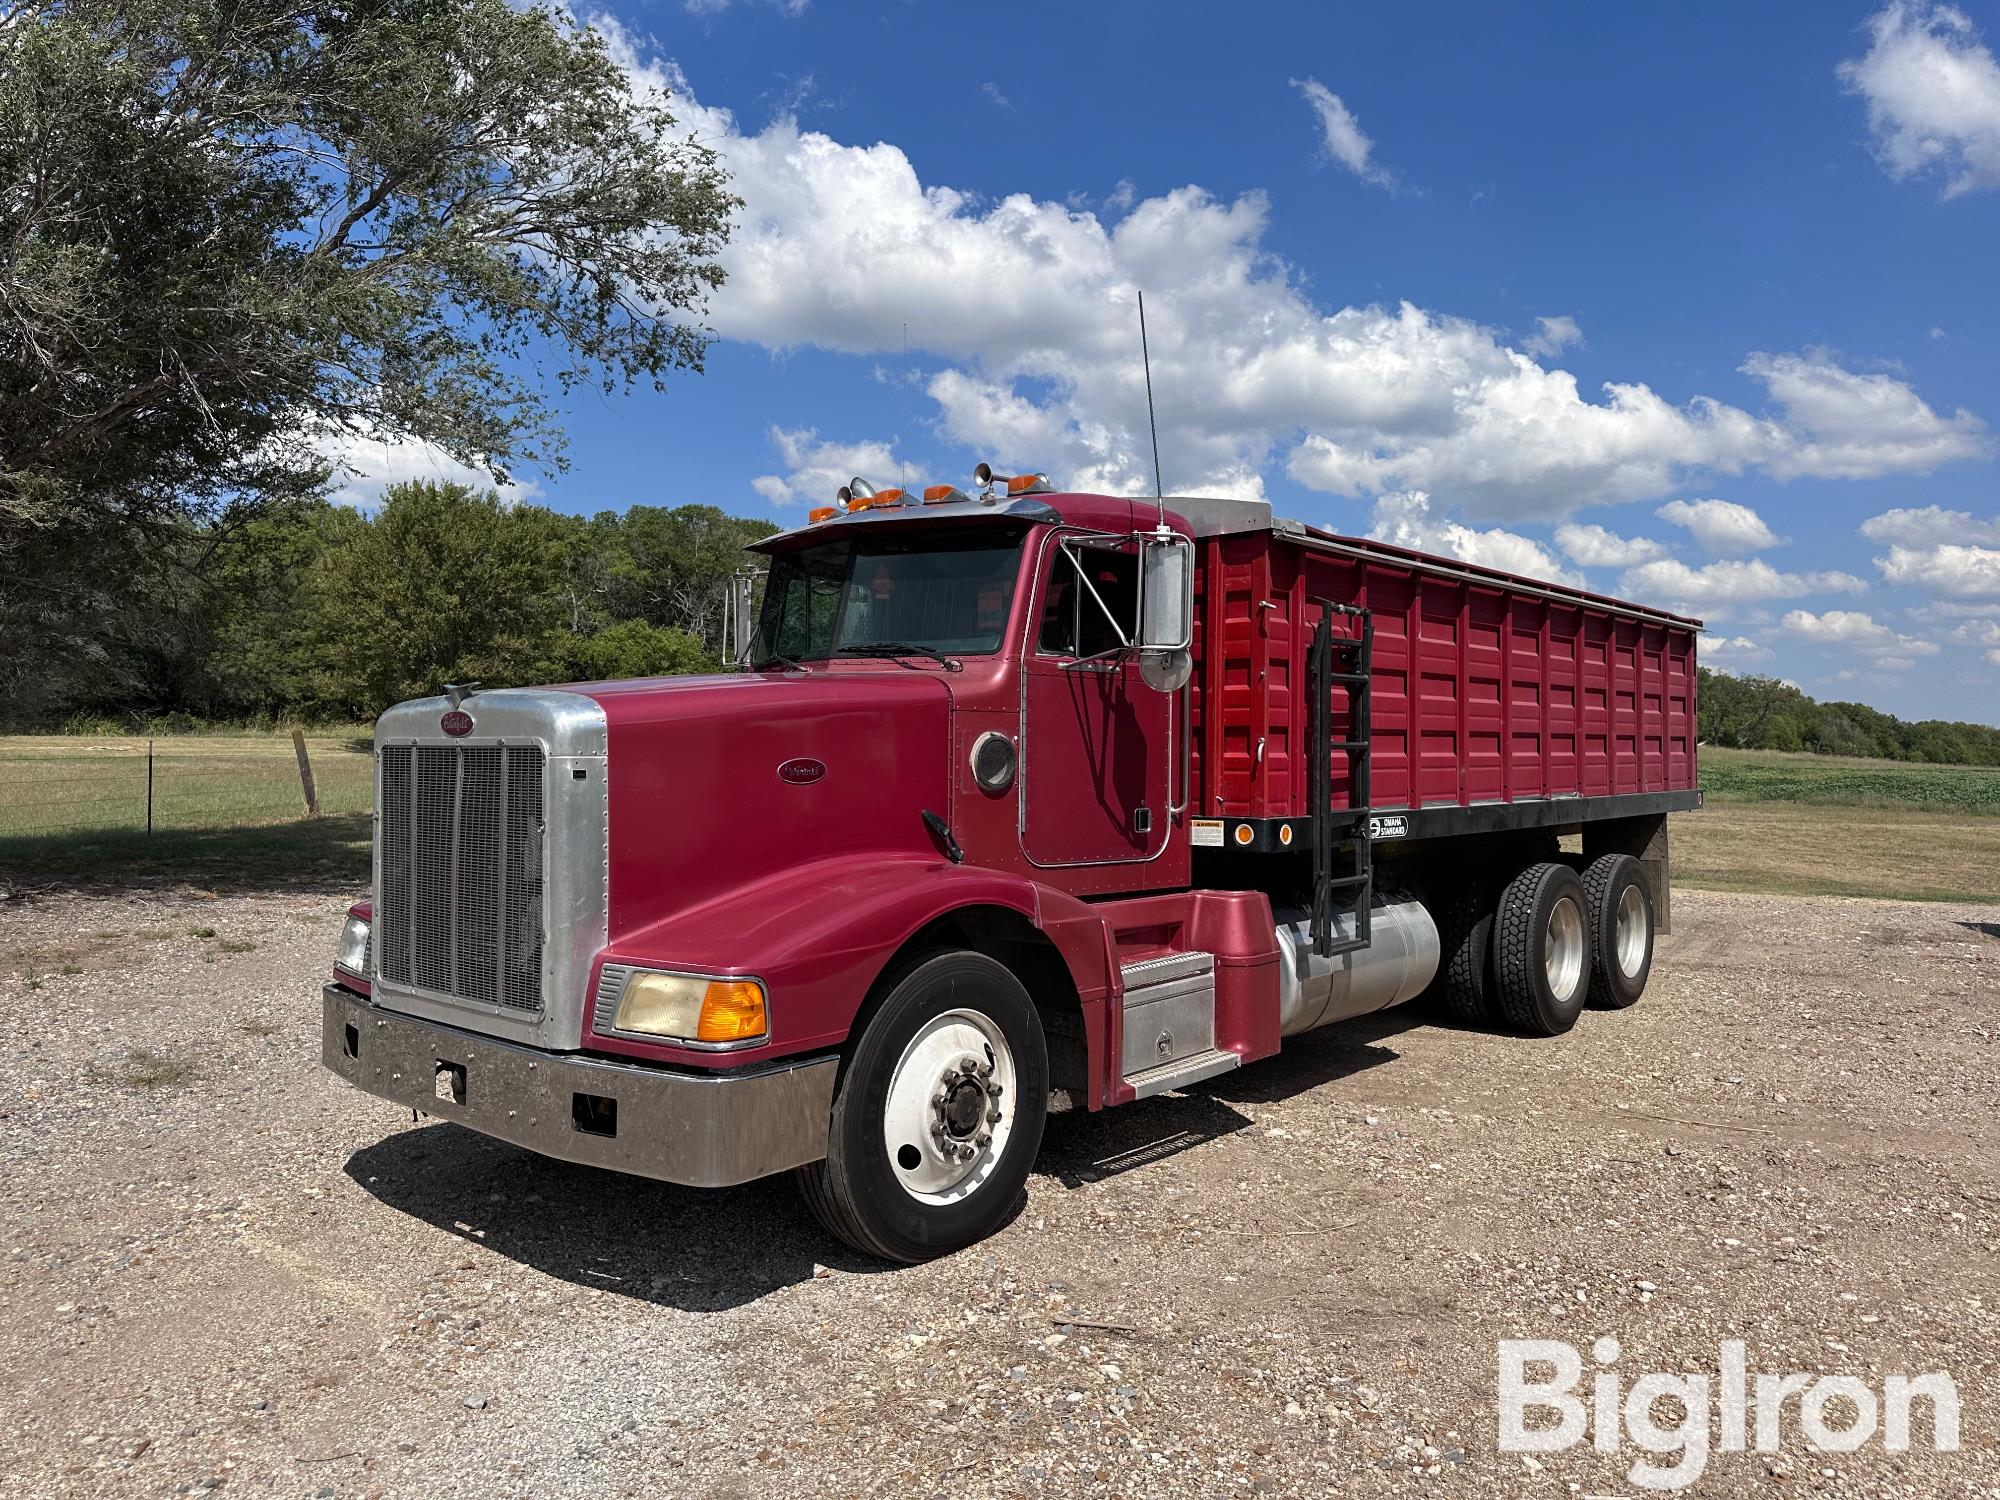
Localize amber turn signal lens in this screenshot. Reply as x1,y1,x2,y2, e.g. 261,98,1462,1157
696,979,767,1044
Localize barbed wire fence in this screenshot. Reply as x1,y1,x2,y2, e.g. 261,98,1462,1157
0,734,375,843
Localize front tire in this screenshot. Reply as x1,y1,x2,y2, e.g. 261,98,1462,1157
1580,853,1653,1008
797,951,1048,1263
1492,861,1592,1036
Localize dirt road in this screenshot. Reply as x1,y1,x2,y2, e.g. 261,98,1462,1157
2,887,1995,1498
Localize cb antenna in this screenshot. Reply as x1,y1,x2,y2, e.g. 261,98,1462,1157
1138,290,1166,530
899,320,909,492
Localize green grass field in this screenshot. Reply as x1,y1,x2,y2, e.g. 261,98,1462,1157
1696,745,2000,816
1,734,1995,903
0,732,374,888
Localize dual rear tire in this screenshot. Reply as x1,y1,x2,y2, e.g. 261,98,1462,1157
1453,853,1655,1035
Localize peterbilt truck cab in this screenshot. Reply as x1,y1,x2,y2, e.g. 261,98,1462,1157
324,470,1698,1261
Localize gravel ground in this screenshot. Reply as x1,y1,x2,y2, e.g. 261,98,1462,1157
2,884,1996,1499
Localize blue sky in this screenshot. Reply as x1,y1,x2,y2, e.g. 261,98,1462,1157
337,1,2000,723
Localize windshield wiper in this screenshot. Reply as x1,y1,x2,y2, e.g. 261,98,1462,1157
751,651,806,672
836,642,963,671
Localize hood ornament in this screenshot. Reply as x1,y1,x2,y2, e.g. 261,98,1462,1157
444,681,481,709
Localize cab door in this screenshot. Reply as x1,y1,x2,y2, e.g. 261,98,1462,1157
1020,533,1173,866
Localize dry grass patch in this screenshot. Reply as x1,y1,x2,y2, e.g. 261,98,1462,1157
1673,802,2000,904
117,1049,199,1090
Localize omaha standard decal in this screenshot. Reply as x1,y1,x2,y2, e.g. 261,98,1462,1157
1368,814,1409,840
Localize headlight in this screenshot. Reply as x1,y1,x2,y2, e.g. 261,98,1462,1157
335,915,370,977
611,971,767,1046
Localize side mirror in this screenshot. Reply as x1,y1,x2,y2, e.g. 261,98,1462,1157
1137,533,1193,692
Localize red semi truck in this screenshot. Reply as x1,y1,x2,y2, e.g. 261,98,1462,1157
323,471,1701,1261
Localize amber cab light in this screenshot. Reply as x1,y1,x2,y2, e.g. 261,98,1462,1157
1006,472,1052,496
923,485,968,505
808,505,838,523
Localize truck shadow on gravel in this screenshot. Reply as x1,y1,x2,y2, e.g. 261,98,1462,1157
343,1125,888,1311
341,1008,1433,1310
1035,1008,1420,1188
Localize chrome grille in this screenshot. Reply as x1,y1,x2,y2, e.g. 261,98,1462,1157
377,743,546,1013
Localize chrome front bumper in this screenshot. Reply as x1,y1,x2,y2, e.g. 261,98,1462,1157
322,985,836,1188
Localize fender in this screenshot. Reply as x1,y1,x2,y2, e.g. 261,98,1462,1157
585,852,1117,1094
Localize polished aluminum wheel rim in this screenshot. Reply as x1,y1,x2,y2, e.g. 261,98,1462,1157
1545,895,1586,1002
1615,883,1649,978
882,1008,1014,1205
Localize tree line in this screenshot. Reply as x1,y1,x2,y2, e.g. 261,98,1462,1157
1697,668,2000,766
14,481,775,729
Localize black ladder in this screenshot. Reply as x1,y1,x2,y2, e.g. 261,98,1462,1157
1308,599,1374,959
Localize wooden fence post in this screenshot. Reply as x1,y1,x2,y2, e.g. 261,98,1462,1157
292,729,320,818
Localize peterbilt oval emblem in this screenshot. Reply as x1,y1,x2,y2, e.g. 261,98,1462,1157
777,757,826,785
440,710,474,738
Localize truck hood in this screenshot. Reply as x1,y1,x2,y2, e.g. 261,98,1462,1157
574,670,956,940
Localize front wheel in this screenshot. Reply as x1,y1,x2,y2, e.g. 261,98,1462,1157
797,951,1049,1263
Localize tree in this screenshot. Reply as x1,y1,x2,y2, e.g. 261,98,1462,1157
588,504,777,646
560,617,715,682
1,0,736,687
320,480,582,713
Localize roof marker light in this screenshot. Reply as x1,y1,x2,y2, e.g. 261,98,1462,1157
971,462,1054,498
923,485,968,505
808,505,838,523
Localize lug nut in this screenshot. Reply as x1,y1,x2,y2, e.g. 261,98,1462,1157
974,1131,991,1148
986,1107,1002,1124
941,1068,958,1085
986,1082,1003,1098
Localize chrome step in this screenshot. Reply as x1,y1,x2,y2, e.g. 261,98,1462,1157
1118,949,1215,1005
1123,1047,1240,1100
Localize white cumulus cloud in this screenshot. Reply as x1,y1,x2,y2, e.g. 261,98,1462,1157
1838,2,2000,197
1655,498,1782,553
1698,633,1774,665
1860,504,2000,545
1618,558,1867,614
750,426,901,507
1522,315,1583,359
318,429,540,510
1776,609,1941,664
1874,541,2000,598
1291,78,1397,189
1366,492,1585,588
1554,522,1671,568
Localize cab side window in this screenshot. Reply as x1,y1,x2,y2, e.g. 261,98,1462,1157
1037,545,1138,658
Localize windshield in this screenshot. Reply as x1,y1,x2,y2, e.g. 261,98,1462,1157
752,527,1026,666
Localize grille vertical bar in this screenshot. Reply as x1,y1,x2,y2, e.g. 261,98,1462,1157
503,745,545,1012
377,747,412,986
374,742,545,1014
